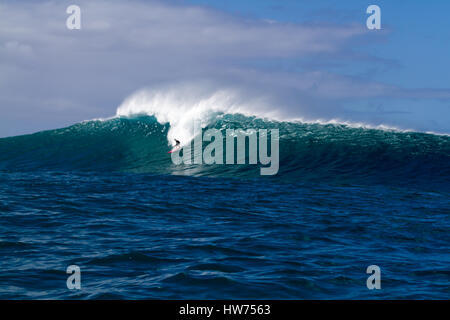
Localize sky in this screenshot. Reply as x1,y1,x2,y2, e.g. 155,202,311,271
0,0,449,137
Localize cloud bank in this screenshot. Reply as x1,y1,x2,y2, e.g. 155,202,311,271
0,0,449,137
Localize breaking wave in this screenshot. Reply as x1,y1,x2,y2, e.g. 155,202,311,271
0,112,449,187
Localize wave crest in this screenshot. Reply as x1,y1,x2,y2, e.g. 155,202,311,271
0,115,449,188
116,84,277,146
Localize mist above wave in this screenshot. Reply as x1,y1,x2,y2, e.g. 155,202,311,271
116,82,446,149
116,83,280,146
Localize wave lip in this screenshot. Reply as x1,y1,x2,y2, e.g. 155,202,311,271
115,84,281,146
115,83,450,142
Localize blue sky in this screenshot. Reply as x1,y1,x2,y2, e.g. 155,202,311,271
185,0,450,131
0,0,449,137
188,0,450,87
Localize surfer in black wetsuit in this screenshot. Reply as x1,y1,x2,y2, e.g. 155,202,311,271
168,139,182,153
168,139,181,153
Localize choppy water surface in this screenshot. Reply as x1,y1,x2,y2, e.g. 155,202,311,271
0,116,449,299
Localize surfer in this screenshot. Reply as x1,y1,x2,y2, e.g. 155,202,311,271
168,139,181,154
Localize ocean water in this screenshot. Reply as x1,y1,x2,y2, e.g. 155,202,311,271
0,115,449,299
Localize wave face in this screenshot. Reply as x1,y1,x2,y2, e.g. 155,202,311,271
1,114,449,187
1,107,449,299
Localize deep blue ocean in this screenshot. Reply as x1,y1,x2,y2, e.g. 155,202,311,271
0,115,449,299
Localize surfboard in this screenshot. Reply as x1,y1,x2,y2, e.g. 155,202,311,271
168,146,180,153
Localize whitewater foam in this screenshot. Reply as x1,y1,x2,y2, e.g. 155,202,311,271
114,84,450,142
115,84,283,145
